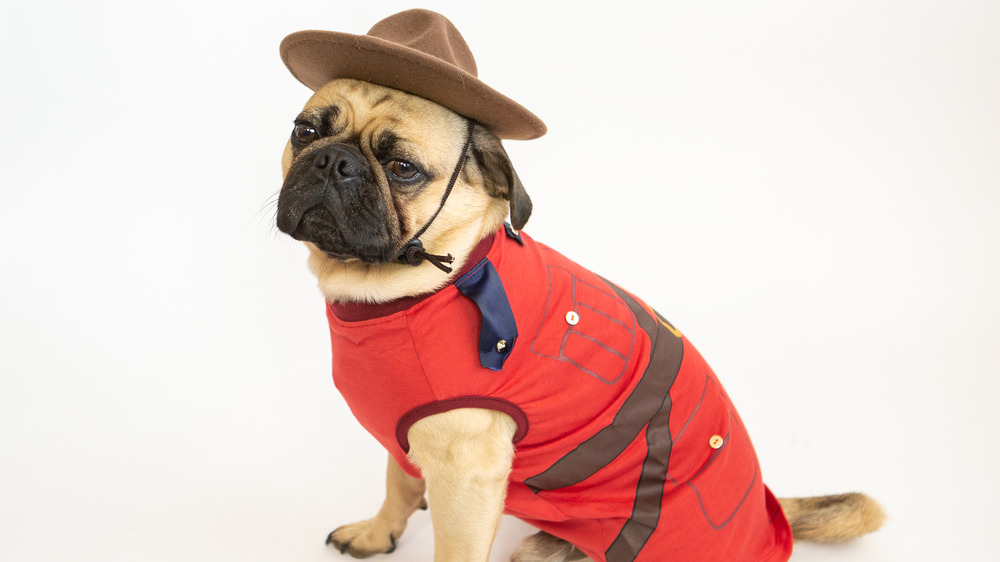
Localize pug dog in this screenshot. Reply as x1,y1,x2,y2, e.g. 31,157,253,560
275,10,884,562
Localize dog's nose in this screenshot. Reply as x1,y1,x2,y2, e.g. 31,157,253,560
311,144,367,182
276,143,372,237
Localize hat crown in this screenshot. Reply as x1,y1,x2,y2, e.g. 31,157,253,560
367,9,478,77
280,9,546,139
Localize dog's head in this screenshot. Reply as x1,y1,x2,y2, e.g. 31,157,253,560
276,79,530,302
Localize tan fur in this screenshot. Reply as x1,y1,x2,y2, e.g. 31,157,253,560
407,408,517,561
326,410,518,561
511,532,592,562
778,493,886,543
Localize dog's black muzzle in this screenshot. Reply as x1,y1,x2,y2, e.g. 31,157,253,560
277,143,397,262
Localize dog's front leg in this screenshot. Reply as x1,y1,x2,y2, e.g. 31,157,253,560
326,455,427,557
407,408,517,562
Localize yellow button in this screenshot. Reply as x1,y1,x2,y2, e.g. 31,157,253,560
709,435,724,449
496,339,508,353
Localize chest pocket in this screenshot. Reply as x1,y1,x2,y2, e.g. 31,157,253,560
529,266,636,384
668,373,760,529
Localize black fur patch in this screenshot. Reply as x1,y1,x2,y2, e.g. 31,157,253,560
320,106,343,138
373,131,401,160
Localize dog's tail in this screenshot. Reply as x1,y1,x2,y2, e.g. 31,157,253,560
778,493,885,542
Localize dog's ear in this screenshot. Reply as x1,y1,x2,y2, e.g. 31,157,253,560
468,124,532,230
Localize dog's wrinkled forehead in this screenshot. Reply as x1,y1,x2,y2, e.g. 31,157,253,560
295,79,468,161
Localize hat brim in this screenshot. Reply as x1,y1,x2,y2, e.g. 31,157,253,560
280,30,546,140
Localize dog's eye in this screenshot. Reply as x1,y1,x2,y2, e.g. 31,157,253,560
386,160,420,181
292,123,319,144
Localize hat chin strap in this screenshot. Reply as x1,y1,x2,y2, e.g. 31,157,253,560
394,119,476,274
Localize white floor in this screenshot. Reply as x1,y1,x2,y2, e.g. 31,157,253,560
2,1,997,561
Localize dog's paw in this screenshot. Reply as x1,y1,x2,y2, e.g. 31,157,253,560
325,519,399,558
511,531,592,562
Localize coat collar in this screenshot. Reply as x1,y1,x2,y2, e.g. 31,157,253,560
327,230,498,322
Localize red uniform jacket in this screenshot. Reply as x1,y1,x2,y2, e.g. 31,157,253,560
325,226,793,562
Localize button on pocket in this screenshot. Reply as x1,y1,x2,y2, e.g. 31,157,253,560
669,375,759,529
531,266,636,384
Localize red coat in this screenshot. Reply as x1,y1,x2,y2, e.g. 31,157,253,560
326,227,792,562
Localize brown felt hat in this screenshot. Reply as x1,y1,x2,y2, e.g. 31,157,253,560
280,9,546,140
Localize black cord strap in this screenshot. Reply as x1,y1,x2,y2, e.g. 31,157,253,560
394,119,476,273
397,240,455,273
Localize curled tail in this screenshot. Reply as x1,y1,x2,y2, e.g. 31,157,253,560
778,493,885,542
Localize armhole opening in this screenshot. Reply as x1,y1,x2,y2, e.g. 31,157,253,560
395,396,529,453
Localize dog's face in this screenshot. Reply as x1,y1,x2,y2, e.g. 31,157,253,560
277,79,530,302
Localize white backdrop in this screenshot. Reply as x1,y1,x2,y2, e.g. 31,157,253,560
1,1,997,561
